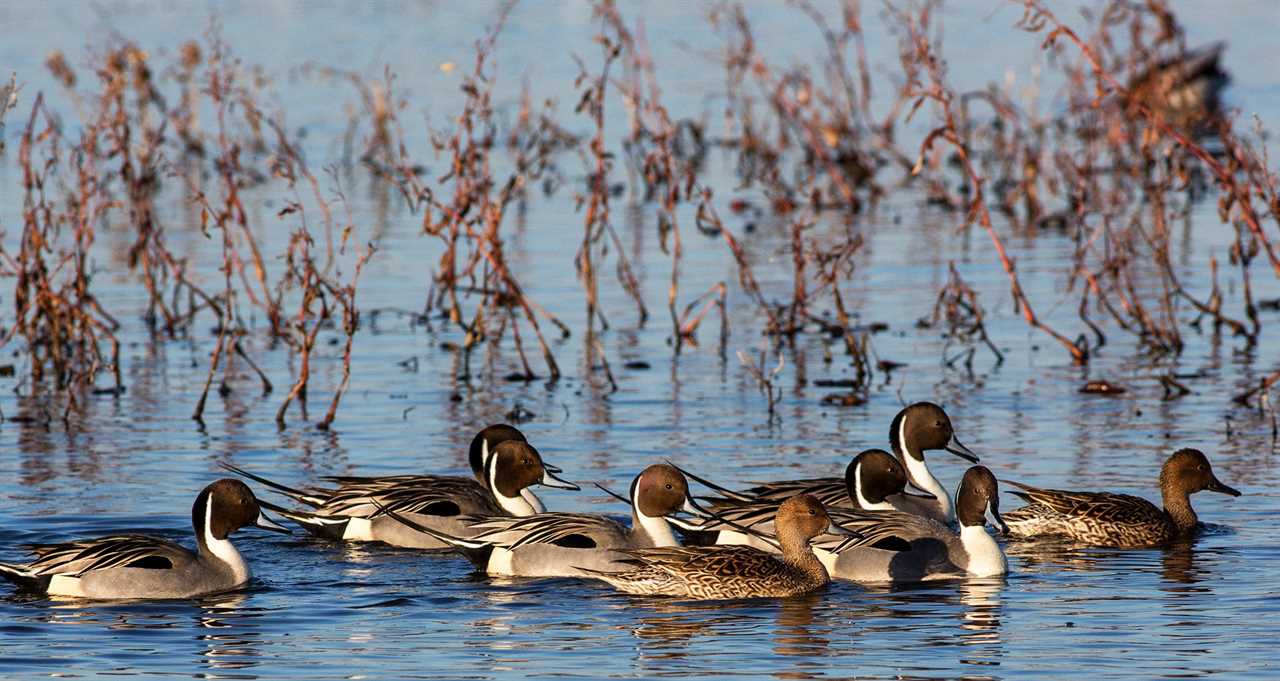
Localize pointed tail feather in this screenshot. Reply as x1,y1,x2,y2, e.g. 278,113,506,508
368,499,493,567
0,561,48,591
254,498,350,540
665,461,757,503
219,462,328,507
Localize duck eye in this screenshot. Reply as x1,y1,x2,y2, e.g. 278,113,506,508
935,421,944,428
665,484,672,490
808,509,816,515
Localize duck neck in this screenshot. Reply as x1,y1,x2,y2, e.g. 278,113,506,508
899,450,952,522
520,488,547,514
779,534,829,585
196,499,250,583
853,466,896,511
630,507,679,548
489,463,538,516
495,489,537,516
1161,486,1198,533
958,524,1006,577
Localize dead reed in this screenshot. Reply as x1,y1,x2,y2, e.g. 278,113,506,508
2,0,1277,429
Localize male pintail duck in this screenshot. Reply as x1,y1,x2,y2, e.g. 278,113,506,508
580,494,852,600
686,403,976,523
672,449,934,550
0,479,289,600
1002,448,1240,548
304,423,560,512
372,464,701,577
813,466,1008,581
223,435,578,549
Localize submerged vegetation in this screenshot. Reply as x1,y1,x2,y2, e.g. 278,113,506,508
0,0,1277,433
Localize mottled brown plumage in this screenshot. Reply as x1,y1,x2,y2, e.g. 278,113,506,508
584,495,834,599
1004,449,1241,547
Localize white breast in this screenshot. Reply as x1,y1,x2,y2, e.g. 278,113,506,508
959,525,1007,577
47,574,88,597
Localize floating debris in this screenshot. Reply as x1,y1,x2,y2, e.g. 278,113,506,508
1080,380,1128,395
821,392,867,407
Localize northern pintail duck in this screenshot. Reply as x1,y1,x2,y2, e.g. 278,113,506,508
372,464,700,577
689,403,976,523
223,433,578,549
813,466,1008,581
1003,448,1240,547
0,479,289,599
581,494,850,600
1128,43,1228,130
672,449,934,550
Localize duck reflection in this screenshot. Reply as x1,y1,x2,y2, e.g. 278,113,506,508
1159,540,1206,588
194,591,266,672
957,578,1004,651
773,592,828,658
627,595,753,651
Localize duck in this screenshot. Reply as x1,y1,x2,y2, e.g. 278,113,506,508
1002,448,1241,548
580,494,850,600
686,402,976,523
0,479,289,600
1127,42,1229,131
322,423,562,512
222,434,579,549
813,466,1009,581
671,449,934,550
371,464,702,577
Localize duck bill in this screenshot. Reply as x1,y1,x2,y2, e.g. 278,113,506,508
944,435,980,463
988,507,1009,535
827,522,864,540
254,511,292,534
1205,476,1242,497
542,461,564,474
539,469,581,491
826,522,865,552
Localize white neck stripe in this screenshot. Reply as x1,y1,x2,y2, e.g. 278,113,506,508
203,494,250,583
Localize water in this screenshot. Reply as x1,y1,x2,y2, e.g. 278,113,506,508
1,1,1279,679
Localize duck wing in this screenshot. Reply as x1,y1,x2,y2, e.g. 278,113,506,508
618,546,784,579
815,509,946,553
318,476,500,517
735,478,847,507
23,534,193,577
1004,481,1164,524
461,513,628,550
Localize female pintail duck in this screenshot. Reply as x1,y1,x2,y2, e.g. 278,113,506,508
372,464,702,577
813,466,1008,582
581,495,852,600
685,403,976,524
1002,448,1241,548
673,449,934,550
223,437,579,549
0,479,289,600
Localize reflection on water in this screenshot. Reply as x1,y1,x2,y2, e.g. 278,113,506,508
195,593,265,674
